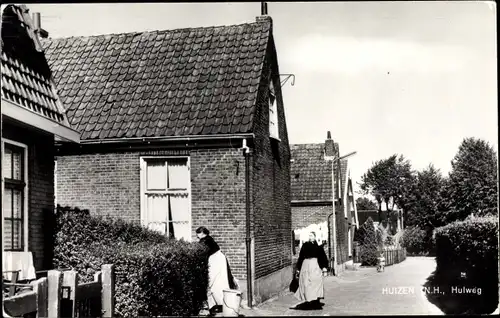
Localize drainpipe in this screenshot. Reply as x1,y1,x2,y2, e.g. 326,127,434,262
241,139,253,308
327,212,333,270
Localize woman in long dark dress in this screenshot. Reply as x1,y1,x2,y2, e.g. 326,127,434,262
196,227,237,314
292,231,329,310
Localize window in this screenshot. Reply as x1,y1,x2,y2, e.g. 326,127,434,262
2,140,28,251
269,80,279,140
140,157,191,241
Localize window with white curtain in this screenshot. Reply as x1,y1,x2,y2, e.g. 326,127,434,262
140,157,191,241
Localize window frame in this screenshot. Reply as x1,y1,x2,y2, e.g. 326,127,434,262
1,138,29,252
139,156,192,242
268,80,280,141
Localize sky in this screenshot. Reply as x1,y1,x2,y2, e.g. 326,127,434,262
26,2,498,194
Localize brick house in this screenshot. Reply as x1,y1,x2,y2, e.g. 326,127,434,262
290,132,359,275
43,15,291,304
1,5,79,274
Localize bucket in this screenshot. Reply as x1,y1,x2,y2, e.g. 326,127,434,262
222,289,242,317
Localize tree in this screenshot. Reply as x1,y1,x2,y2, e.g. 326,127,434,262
405,164,447,229
356,217,378,266
359,154,416,223
444,138,498,222
356,197,378,211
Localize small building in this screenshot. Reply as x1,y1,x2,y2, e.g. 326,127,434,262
1,5,79,273
290,132,359,274
357,210,379,228
43,15,291,304
357,206,404,235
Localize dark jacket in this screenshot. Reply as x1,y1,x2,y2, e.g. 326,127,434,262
200,235,220,256
200,235,237,289
296,241,329,271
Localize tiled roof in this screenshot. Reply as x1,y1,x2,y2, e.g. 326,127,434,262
290,143,348,202
1,4,71,127
42,18,272,141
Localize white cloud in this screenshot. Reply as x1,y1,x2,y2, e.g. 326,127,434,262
280,34,473,74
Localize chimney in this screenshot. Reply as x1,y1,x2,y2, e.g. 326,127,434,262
324,131,335,160
261,2,268,15
32,12,49,38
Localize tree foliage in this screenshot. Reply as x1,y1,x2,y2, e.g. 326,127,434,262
359,154,415,220
356,197,378,211
444,138,498,222
405,164,447,229
399,226,428,255
356,217,379,266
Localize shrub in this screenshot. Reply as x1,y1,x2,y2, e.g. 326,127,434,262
430,216,499,314
385,235,395,246
357,217,378,266
53,206,209,317
434,216,498,276
399,226,427,255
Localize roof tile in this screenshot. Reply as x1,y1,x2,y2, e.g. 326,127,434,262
291,143,348,202
43,19,271,141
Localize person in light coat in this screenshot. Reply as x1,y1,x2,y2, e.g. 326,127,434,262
196,226,237,315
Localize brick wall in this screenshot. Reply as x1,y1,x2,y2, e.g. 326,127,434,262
55,147,250,278
56,152,140,223
292,205,331,231
251,41,292,280
190,148,247,279
291,205,331,261
2,121,55,270
291,203,350,266
336,206,350,265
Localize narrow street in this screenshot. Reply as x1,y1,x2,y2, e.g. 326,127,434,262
243,257,444,316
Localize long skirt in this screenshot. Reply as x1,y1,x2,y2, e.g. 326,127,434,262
207,250,230,309
294,258,324,302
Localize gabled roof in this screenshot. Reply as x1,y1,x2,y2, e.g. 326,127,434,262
42,17,272,141
290,143,348,202
1,4,78,142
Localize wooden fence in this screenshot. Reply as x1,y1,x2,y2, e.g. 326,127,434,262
3,264,114,318
353,244,406,266
382,246,407,266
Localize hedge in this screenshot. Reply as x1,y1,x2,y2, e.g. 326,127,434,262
53,206,209,317
430,216,498,314
434,215,498,276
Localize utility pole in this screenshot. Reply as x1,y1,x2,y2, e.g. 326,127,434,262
330,158,337,275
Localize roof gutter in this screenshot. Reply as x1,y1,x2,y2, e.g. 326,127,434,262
75,133,256,145
2,98,80,143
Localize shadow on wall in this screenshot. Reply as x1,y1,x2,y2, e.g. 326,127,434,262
423,269,499,315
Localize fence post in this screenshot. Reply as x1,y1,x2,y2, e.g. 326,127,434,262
62,270,79,317
102,264,115,318
48,270,63,318
32,277,48,318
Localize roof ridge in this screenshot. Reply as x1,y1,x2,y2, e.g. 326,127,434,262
45,20,266,42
